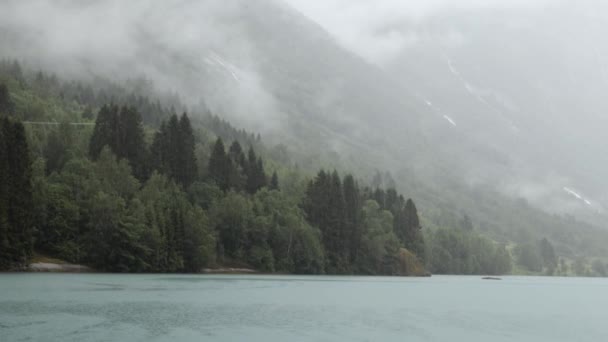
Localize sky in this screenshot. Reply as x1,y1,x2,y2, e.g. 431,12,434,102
284,0,553,66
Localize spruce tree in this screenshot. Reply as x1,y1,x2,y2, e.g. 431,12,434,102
0,120,9,268
269,171,279,190
228,141,246,191
89,104,119,160
177,113,197,187
0,83,13,115
150,122,168,174
404,199,424,259
246,147,258,194
343,174,361,263
208,137,231,191
119,106,148,181
256,157,267,190
0,118,34,269
327,170,347,273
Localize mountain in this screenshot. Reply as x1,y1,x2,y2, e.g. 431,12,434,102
382,2,608,220
1,0,608,261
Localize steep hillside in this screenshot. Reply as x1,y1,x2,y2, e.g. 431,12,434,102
1,0,607,267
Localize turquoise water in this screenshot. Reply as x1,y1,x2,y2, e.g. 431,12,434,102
0,274,606,341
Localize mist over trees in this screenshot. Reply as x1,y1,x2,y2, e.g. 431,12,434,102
2,58,607,277
0,63,433,275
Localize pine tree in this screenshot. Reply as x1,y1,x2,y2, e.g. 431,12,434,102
0,83,14,115
0,119,9,268
256,157,267,190
403,199,424,259
460,214,474,231
246,147,258,194
245,147,267,194
177,113,197,187
150,122,168,174
89,104,119,160
269,171,279,190
208,137,231,191
119,106,148,181
149,113,197,187
0,118,34,269
343,174,361,263
327,170,348,273
228,141,246,191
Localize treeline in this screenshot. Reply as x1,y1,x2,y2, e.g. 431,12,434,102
303,174,425,274
0,118,34,269
425,227,512,275
0,72,427,273
0,61,535,276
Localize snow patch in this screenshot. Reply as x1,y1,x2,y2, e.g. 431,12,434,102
443,115,457,127
563,187,593,206
206,51,241,82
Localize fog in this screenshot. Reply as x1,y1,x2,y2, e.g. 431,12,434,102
2,0,608,225
285,0,552,66
0,0,283,133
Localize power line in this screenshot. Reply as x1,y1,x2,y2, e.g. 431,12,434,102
22,121,94,126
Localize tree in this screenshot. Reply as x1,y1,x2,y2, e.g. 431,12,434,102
343,174,361,263
119,106,148,181
84,192,148,272
209,192,254,262
208,137,232,191
0,83,14,115
43,122,74,175
0,118,34,269
460,214,474,231
245,147,267,194
90,105,148,181
516,243,543,272
269,171,279,191
89,104,119,160
538,238,557,273
176,113,197,187
150,113,198,187
356,200,399,275
227,141,246,191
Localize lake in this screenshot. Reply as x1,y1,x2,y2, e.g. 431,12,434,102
0,274,606,341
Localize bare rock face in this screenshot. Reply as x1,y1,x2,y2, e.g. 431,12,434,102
28,262,93,273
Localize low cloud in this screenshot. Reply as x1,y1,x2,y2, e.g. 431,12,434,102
284,0,552,66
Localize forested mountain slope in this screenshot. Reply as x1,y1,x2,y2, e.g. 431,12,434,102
1,0,607,276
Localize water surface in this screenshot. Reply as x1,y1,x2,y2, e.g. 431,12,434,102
0,274,606,341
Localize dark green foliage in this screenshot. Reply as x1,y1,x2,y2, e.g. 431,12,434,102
208,138,232,191
84,192,148,272
0,83,14,115
43,122,74,175
227,141,246,191
303,170,422,275
514,238,558,274
150,113,198,187
393,198,425,259
210,191,253,262
0,118,34,269
245,147,267,194
343,174,361,263
270,171,279,190
89,104,119,160
89,105,148,180
425,227,512,275
2,63,558,277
